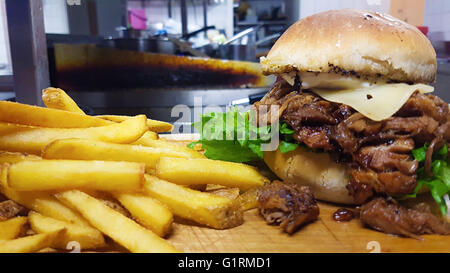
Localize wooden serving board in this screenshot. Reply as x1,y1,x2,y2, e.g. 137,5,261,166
162,135,450,253
167,203,449,253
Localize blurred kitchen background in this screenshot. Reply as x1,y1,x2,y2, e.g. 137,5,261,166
0,0,449,127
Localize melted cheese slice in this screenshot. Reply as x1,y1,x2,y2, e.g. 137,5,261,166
281,72,434,121
282,72,378,89
312,83,434,121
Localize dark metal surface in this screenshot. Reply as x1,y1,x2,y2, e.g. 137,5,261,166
5,0,49,106
0,75,14,92
180,0,188,38
197,44,256,62
66,87,270,123
433,62,450,102
203,0,208,38
66,87,269,108
102,38,177,54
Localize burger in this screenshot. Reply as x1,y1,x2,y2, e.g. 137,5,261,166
255,9,450,236
192,9,450,236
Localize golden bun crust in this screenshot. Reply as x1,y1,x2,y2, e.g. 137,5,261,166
264,147,356,204
261,9,436,83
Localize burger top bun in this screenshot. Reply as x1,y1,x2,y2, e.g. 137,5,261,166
261,9,437,84
264,147,356,204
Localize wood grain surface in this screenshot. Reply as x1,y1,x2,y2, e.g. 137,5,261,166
168,202,450,253
162,134,450,253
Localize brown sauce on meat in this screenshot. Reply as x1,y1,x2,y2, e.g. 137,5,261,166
258,181,319,234
255,81,450,204
360,197,450,239
333,208,355,222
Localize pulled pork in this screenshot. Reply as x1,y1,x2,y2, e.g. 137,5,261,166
258,181,319,234
360,197,450,239
0,200,26,221
255,80,450,204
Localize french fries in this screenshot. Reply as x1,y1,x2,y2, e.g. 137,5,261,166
0,229,65,253
0,87,271,253
0,115,148,154
134,131,159,143
29,212,106,250
7,160,145,192
0,100,109,128
0,163,48,208
98,115,173,133
0,165,91,227
56,190,179,253
114,193,173,237
156,157,268,190
42,87,85,114
143,175,243,229
30,198,92,227
133,138,205,159
42,138,193,172
0,217,27,240
235,186,262,211
0,151,41,164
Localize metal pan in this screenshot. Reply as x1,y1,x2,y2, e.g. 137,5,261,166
102,37,177,54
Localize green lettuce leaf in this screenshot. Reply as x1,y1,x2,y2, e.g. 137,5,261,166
189,108,299,163
404,143,450,215
279,141,299,154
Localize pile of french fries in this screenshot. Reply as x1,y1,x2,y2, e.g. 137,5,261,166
0,87,269,253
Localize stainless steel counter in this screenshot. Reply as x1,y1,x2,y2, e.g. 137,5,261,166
67,87,269,124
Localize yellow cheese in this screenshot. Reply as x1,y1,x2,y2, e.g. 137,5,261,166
281,72,434,121
312,83,434,121
282,71,379,89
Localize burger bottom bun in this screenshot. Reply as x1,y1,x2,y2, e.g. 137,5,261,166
264,146,356,204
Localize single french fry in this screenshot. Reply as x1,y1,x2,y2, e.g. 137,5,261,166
132,131,159,144
0,163,49,208
31,198,91,227
41,91,165,143
0,164,91,227
42,138,192,172
41,91,165,141
114,193,173,237
143,175,243,229
42,87,85,114
0,229,65,253
0,151,41,164
7,160,145,192
156,157,268,190
235,186,262,211
29,212,106,250
133,138,205,159
56,190,179,253
0,217,27,240
0,115,148,154
0,100,109,128
98,115,173,133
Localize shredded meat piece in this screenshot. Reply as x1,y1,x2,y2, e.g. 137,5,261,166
383,116,439,141
294,126,333,150
258,181,319,234
355,139,418,175
255,84,450,204
360,197,450,239
424,121,450,176
282,95,337,125
0,200,26,220
397,91,449,123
